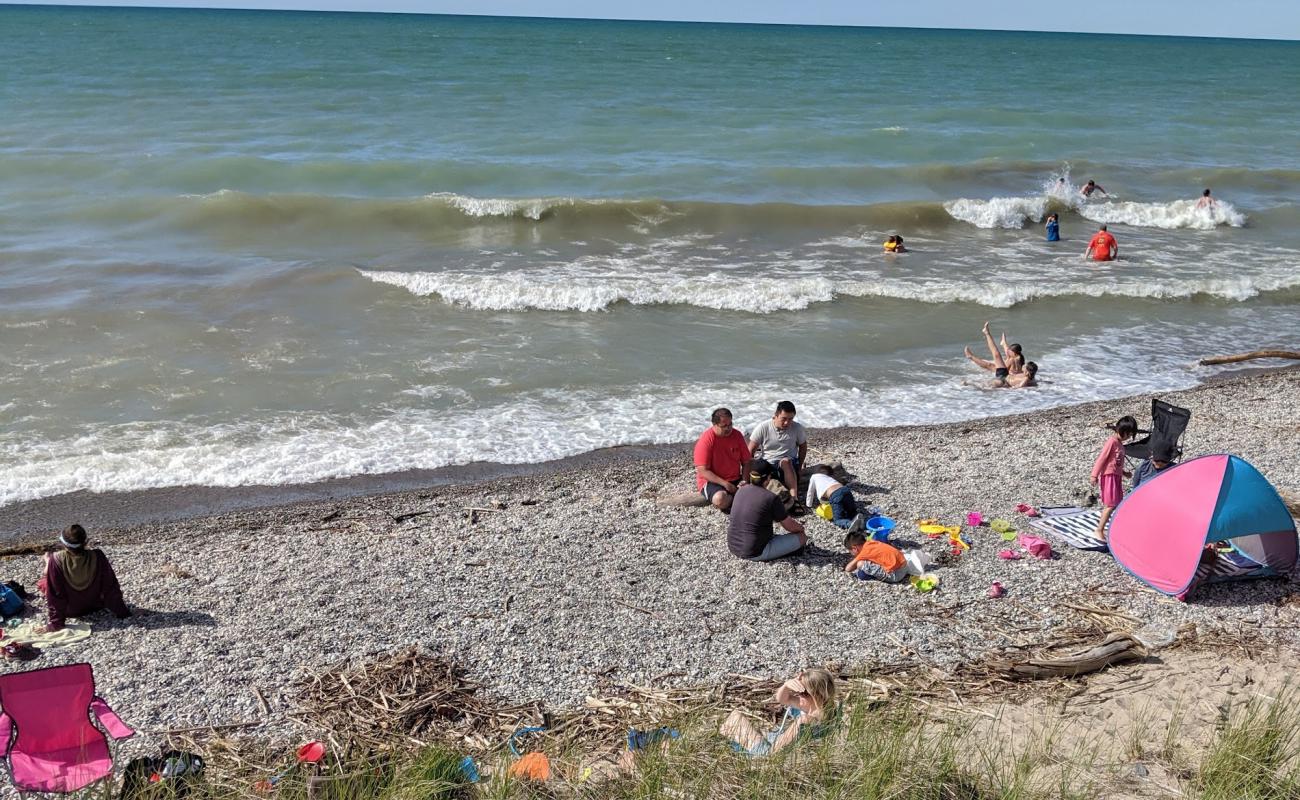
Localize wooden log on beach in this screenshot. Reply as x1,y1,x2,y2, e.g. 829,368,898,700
1198,349,1300,366
985,633,1148,679
656,490,709,507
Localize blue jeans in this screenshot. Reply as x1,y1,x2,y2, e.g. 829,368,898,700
827,485,859,529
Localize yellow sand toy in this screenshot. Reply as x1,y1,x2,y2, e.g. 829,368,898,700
916,519,969,554
917,519,959,537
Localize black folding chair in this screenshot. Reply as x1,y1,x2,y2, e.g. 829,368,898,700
1125,398,1191,463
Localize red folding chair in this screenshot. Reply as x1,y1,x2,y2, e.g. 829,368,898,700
0,663,134,795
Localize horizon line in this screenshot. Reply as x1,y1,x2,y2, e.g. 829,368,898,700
3,2,1298,43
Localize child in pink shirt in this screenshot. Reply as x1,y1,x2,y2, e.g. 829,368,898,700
1090,415,1137,542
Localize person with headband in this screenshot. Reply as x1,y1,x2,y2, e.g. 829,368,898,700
36,524,131,633
726,458,806,561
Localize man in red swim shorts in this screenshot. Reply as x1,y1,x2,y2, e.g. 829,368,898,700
1085,224,1118,262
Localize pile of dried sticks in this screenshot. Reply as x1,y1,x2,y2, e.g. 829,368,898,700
287,647,893,759
289,647,544,755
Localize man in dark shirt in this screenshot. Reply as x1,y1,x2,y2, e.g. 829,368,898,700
727,459,807,561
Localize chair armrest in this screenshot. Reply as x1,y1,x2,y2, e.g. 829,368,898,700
0,712,12,757
90,697,135,740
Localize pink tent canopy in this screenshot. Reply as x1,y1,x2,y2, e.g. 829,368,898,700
1109,454,1297,599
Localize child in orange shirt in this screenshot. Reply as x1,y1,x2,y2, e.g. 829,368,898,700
843,531,907,583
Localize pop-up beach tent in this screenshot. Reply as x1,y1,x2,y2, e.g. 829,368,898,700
1109,454,1297,600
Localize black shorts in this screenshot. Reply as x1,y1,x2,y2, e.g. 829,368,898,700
701,482,731,502
995,367,1009,379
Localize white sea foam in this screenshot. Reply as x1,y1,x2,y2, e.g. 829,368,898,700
430,192,581,220
358,268,839,313
359,264,1300,312
1077,199,1246,230
0,318,1270,508
944,196,1048,228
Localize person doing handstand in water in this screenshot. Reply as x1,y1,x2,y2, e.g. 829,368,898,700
965,322,1037,388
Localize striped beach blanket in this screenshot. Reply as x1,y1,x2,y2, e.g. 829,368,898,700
1195,549,1272,585
1028,508,1109,552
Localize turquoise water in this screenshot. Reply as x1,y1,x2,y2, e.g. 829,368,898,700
1,7,1298,504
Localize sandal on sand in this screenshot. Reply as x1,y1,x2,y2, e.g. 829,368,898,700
1,642,40,661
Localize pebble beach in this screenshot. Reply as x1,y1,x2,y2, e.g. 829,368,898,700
3,367,1297,744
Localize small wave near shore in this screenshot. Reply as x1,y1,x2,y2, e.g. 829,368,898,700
359,267,1300,312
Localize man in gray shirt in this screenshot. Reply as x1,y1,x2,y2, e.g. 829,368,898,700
747,400,808,510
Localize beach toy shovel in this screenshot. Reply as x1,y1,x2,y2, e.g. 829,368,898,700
254,741,326,792
909,574,940,593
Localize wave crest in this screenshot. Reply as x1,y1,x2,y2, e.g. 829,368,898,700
943,196,1051,229
360,268,1300,312
1078,199,1246,230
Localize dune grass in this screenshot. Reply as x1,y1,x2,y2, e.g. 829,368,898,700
94,687,1300,800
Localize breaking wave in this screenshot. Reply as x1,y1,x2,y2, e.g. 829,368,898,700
360,267,1300,312
1078,199,1246,230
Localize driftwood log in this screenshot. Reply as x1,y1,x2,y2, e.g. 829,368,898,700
1198,349,1300,366
985,633,1148,679
1281,490,1300,520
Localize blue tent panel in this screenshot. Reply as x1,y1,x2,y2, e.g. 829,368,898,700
1206,456,1297,543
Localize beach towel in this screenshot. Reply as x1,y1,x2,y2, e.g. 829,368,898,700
1193,549,1273,585
1029,509,1110,552
2,619,93,648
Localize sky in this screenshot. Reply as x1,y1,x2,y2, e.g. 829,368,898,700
4,0,1299,40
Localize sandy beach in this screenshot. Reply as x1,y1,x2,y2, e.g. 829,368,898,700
2,367,1297,751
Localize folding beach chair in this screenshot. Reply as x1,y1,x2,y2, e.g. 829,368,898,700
0,663,134,795
1125,398,1191,463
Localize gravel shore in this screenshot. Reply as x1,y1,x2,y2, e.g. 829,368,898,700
3,369,1298,747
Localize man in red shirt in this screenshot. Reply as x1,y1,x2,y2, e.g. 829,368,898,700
1085,224,1118,262
694,407,751,512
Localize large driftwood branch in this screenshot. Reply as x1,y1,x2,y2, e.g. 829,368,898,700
1199,349,1300,366
985,633,1148,679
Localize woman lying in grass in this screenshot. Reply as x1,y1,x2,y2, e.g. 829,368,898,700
720,668,837,756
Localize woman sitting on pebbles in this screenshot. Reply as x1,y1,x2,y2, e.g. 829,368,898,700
36,524,131,633
720,668,837,756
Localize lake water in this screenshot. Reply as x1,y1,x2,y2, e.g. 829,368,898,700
2,7,1298,505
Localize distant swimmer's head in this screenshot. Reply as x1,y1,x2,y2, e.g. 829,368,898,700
1086,180,1096,187
1024,361,1038,379
1203,188,1212,197
1047,212,1058,222
1009,343,1023,357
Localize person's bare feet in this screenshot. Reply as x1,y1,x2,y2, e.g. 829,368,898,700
982,321,991,335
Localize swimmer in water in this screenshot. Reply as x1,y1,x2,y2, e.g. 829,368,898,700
1196,188,1217,209
965,322,1037,389
883,234,907,253
1080,180,1108,199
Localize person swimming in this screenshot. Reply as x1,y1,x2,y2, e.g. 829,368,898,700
1080,180,1108,199
883,234,907,253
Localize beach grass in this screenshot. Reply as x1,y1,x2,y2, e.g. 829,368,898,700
95,687,1300,800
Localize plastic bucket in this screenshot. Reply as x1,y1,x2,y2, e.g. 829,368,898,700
866,515,895,541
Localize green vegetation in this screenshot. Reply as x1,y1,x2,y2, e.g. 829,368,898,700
90,689,1300,800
